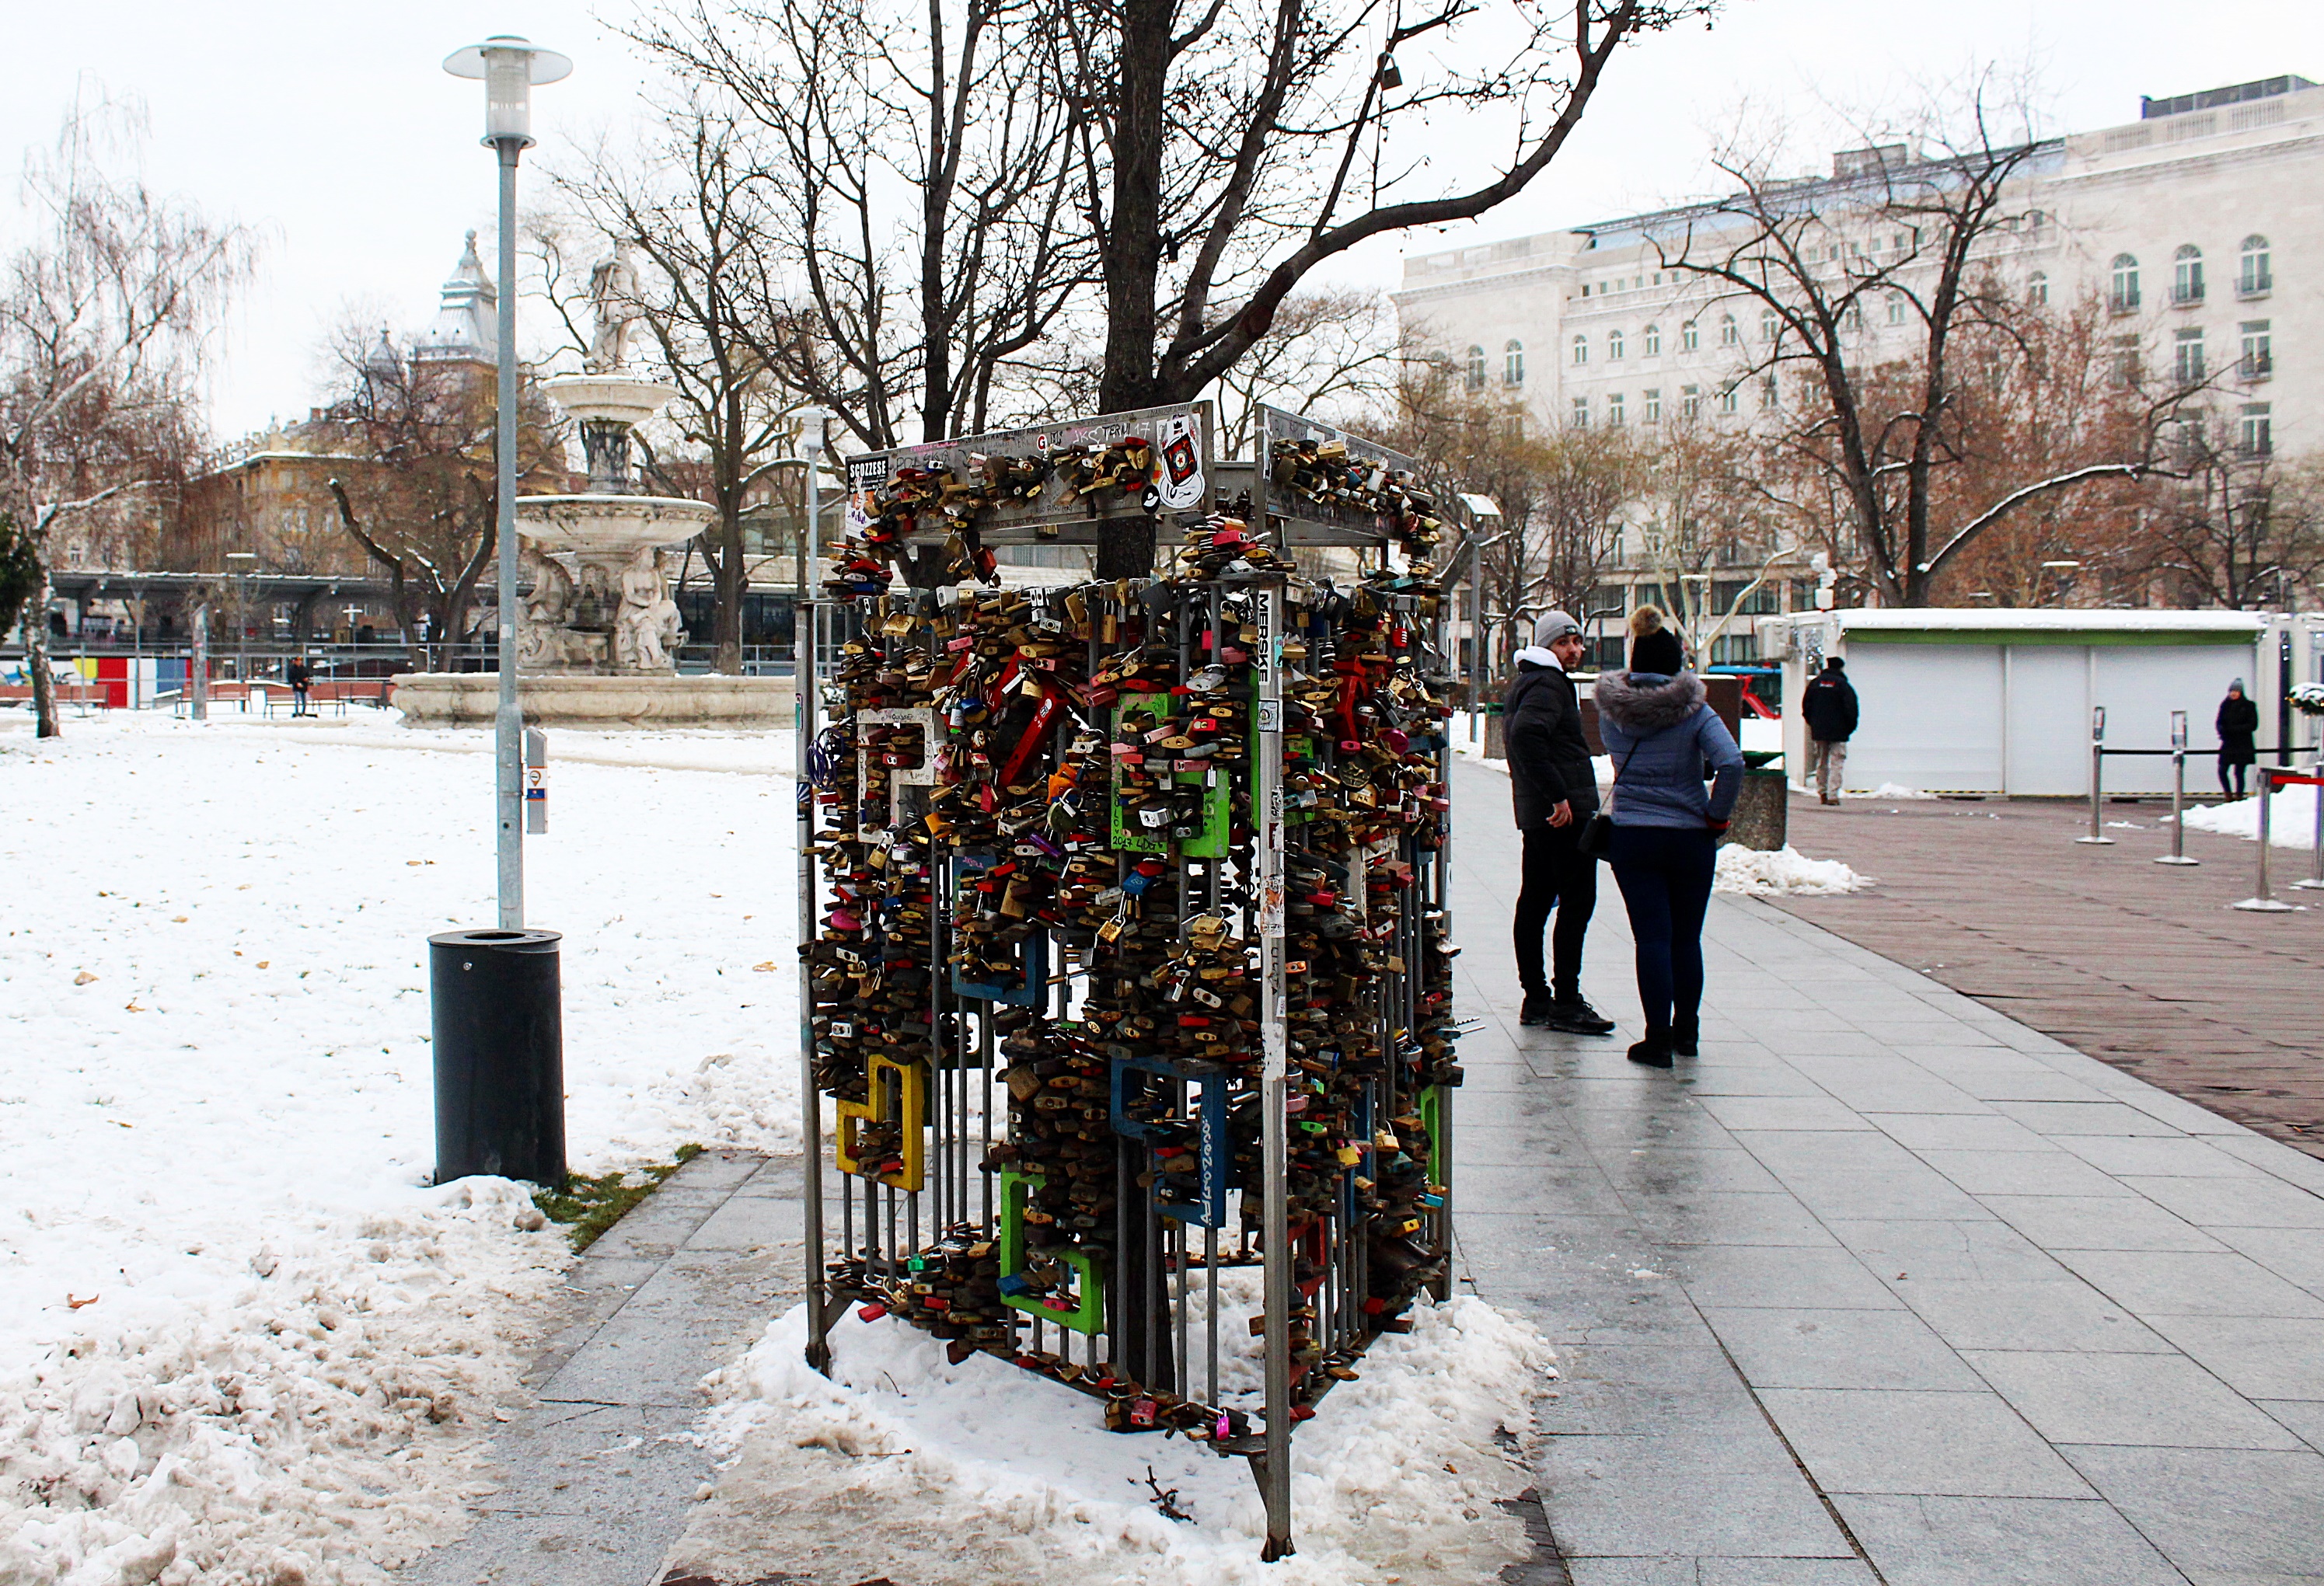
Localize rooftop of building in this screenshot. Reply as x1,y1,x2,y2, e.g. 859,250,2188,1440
1401,74,2323,291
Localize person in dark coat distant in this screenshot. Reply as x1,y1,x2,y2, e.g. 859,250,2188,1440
1504,611,1617,1035
1628,605,1686,675
2217,680,2259,798
1800,657,1860,805
287,654,314,717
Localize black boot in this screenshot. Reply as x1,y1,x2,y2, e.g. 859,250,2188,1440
1627,1036,1674,1068
1671,1022,1700,1058
1519,988,1555,1027
1548,995,1617,1036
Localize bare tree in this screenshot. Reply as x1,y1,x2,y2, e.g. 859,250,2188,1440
1649,82,2187,605
1380,358,1641,681
2146,424,2323,612
0,94,253,735
312,327,561,664
1062,0,1716,411
629,0,1094,451
1629,423,1792,659
1205,287,1400,458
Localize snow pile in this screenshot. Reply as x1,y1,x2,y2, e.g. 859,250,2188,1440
1716,844,1870,897
668,1281,1556,1585
2184,779,2322,849
1,713,801,1582
0,1180,564,1586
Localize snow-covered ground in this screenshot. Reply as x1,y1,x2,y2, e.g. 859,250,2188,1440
1715,844,1871,896
2184,777,2323,849
0,711,799,1584
671,1283,1555,1586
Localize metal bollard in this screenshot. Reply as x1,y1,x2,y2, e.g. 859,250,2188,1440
2294,769,2324,891
2156,710,2199,866
2233,771,2295,912
2076,706,2114,844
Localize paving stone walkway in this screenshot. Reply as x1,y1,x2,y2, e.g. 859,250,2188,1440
397,1152,804,1586
1448,760,2324,1584
1774,792,2324,1160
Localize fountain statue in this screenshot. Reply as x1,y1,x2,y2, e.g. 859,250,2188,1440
394,246,792,727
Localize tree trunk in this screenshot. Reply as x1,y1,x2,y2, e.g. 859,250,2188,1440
1096,2,1173,412
711,513,746,674
28,563,58,738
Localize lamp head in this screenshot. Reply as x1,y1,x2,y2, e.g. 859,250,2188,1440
797,407,829,456
443,36,573,149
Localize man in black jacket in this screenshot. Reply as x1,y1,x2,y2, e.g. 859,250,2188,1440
1505,612,1617,1034
1800,657,1859,805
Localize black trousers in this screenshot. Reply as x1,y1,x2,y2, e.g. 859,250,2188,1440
1513,821,1596,997
2219,753,2251,797
1608,826,1717,1043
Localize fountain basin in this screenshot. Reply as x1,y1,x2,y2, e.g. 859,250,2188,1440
517,494,715,556
389,671,794,728
539,372,689,427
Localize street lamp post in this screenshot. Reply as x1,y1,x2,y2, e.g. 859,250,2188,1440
225,552,257,701
444,35,571,930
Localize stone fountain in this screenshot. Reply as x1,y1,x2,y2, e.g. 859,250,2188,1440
394,248,791,728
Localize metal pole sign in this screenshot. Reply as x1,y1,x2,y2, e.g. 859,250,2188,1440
2234,769,2295,912
2077,705,2113,845
2157,709,2198,866
493,143,526,929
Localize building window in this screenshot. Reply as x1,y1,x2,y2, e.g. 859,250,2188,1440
1680,384,1701,420
2239,402,2272,455
2240,235,2272,296
2028,270,2049,306
2172,244,2204,305
1504,339,1525,387
1719,314,1738,347
1643,388,1662,424
1607,392,1627,427
1719,383,1740,415
1760,372,1779,410
2241,320,2273,380
2173,327,2205,385
1607,328,1626,361
1760,307,1780,343
1682,319,1699,351
1570,396,1590,429
2110,253,2141,314
2111,333,2142,387
1886,293,1909,326
1571,333,1589,366
1464,345,1486,390
1642,324,1661,357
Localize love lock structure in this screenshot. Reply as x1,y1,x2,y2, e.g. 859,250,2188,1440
794,400,1467,1559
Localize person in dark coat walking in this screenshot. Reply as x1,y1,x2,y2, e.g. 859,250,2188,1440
1505,612,1617,1034
1800,657,1859,804
1595,664,1746,1068
2217,679,2259,798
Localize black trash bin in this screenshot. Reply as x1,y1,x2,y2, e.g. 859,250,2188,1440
428,928,566,1187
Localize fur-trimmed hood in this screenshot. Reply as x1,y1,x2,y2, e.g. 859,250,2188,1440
1593,668,1705,732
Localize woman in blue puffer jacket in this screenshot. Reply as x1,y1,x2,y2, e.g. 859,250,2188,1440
1593,667,1746,1068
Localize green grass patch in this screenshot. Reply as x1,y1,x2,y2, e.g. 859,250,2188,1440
532,1144,705,1252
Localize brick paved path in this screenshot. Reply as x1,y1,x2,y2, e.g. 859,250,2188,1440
1774,792,2324,1162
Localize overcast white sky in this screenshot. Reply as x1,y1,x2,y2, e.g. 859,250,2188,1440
4,1,2316,440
